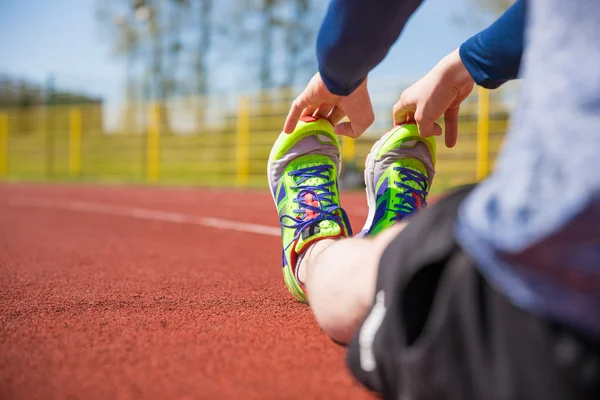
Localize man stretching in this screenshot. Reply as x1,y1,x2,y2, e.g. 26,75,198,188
267,1,600,398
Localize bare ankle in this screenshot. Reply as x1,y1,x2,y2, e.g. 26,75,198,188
296,238,337,285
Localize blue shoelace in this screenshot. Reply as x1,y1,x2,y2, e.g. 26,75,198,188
389,166,428,222
279,165,349,249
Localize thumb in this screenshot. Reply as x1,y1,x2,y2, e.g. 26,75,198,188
416,119,442,138
393,91,416,126
333,79,374,138
334,121,361,138
333,106,375,138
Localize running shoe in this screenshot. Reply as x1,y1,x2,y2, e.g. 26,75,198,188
267,117,352,302
359,124,436,237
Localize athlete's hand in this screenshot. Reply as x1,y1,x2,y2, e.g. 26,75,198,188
394,49,474,148
283,73,375,138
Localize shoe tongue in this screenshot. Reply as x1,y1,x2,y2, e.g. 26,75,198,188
395,158,428,193
291,160,341,253
295,161,330,189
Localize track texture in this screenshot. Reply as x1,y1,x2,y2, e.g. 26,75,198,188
0,184,373,400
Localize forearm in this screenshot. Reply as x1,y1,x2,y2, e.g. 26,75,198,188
459,0,526,89
317,0,424,95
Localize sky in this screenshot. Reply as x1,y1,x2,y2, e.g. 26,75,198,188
0,0,485,106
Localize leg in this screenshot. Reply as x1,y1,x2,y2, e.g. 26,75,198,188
268,120,435,342
337,185,600,399
294,123,436,344
299,224,405,344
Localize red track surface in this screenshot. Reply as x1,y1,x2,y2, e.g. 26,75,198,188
0,183,373,400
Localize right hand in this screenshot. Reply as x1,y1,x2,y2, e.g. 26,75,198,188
284,73,375,139
393,49,475,148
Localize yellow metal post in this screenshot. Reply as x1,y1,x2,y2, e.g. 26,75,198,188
236,96,251,187
0,112,7,178
147,103,161,183
476,86,490,180
341,136,356,167
69,107,82,177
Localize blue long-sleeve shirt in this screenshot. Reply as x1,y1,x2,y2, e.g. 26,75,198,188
459,0,525,88
317,0,423,95
317,0,525,95
316,0,600,337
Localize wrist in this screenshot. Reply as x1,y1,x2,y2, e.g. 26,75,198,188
318,67,366,97
438,49,475,89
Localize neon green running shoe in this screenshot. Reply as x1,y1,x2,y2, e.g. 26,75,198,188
358,124,437,237
267,117,352,302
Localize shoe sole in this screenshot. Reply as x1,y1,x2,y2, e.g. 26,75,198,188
267,126,343,303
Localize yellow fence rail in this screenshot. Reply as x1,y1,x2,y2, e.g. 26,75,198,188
0,83,515,192
69,107,82,177
476,86,490,181
236,96,251,187
0,112,7,178
147,103,161,183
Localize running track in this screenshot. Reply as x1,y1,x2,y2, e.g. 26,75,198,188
0,183,374,399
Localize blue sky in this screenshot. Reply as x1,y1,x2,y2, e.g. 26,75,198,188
0,0,485,104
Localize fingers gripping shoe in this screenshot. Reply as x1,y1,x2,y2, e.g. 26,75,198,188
359,124,437,237
267,117,352,302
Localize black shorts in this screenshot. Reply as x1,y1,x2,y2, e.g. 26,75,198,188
347,186,600,400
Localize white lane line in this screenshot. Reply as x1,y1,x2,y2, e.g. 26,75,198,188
8,198,281,237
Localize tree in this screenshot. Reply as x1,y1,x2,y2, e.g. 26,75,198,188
193,0,212,128
96,0,145,133
282,0,319,88
195,0,212,96
95,0,324,133
258,0,277,90
96,0,193,132
228,0,323,91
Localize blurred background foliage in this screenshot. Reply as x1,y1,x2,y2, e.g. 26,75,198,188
0,0,516,191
